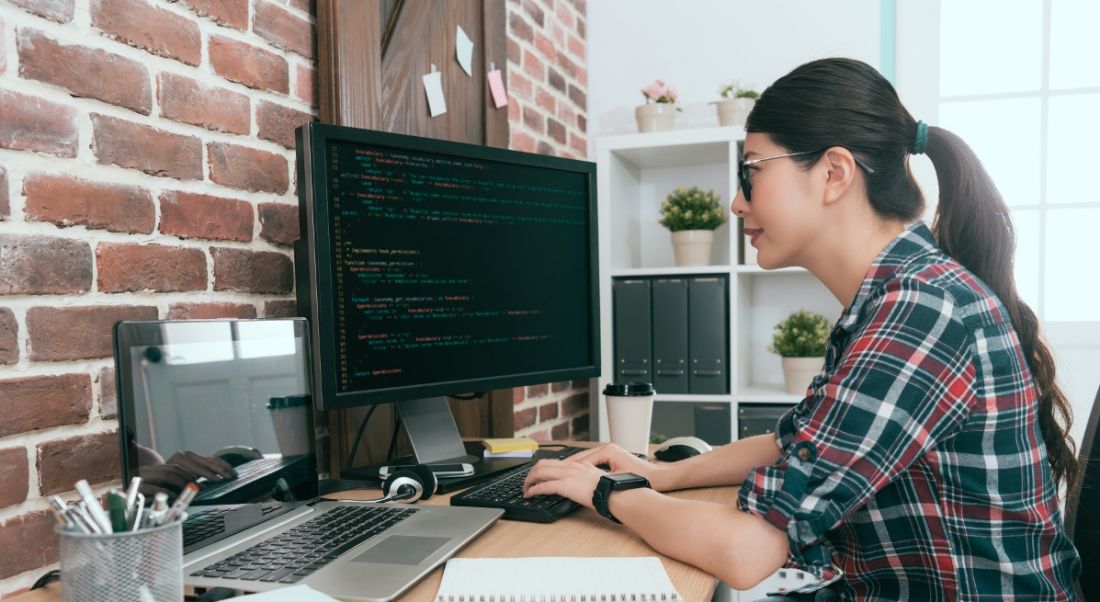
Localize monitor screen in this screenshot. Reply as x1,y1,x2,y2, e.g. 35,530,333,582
296,125,600,411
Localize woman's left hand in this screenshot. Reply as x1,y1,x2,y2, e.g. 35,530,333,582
522,459,605,509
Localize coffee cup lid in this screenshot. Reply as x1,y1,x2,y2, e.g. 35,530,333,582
602,382,656,397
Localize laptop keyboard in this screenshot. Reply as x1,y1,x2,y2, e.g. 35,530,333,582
194,456,294,503
450,446,584,522
191,505,416,584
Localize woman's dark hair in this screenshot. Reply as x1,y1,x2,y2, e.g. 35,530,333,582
745,57,1077,494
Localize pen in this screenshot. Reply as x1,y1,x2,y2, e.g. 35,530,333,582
107,490,129,533
48,496,74,530
162,482,198,525
74,480,112,534
146,492,169,527
124,477,141,520
71,502,103,534
130,493,145,532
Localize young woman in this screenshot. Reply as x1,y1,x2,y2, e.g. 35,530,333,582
522,58,1082,600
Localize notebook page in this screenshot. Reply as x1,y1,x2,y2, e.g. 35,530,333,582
436,557,682,601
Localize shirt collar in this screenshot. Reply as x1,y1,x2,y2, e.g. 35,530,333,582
836,220,940,333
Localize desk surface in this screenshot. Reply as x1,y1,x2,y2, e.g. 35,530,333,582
14,448,737,602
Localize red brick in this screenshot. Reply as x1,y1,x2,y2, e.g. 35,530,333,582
535,32,556,64
0,308,16,365
37,430,120,496
0,168,8,220
529,429,550,442
522,49,545,81
157,72,250,135
23,173,155,234
209,35,289,94
521,0,544,26
98,366,116,419
551,381,571,392
551,421,570,440
547,117,566,144
264,299,298,318
181,0,247,31
0,511,59,580
27,305,157,361
91,114,202,180
212,247,293,294
96,243,206,293
253,0,314,59
0,448,28,509
0,19,7,76
168,302,258,320
91,0,200,66
555,0,575,27
8,0,73,23
567,34,585,60
295,65,315,106
258,202,299,246
507,99,520,124
0,90,78,157
510,130,535,153
510,71,533,101
522,105,544,132
539,402,559,421
577,114,587,132
567,83,585,108
0,374,91,438
506,38,520,64
536,88,556,113
257,100,314,149
288,0,313,11
527,383,549,398
570,413,589,438
159,190,253,242
512,387,525,404
509,12,533,43
514,407,537,431
207,142,289,194
569,132,587,157
18,29,151,115
536,140,555,156
562,392,587,416
0,234,91,294
547,66,566,93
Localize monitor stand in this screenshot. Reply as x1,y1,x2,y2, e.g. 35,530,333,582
341,396,531,492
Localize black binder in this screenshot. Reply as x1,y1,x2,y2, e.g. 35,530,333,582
651,278,689,394
688,277,728,394
612,279,652,384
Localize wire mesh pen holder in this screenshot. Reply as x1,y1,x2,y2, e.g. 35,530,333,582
58,517,184,602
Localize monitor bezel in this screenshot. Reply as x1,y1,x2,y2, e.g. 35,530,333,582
296,123,600,411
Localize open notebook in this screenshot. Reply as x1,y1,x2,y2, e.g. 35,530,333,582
435,557,683,602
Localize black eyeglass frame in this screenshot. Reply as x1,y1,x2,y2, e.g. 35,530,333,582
738,148,876,202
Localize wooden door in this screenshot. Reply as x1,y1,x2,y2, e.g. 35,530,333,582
316,0,512,474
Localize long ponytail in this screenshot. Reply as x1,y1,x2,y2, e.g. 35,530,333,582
746,58,1078,494
924,126,1078,494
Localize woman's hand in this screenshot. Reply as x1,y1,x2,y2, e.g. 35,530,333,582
521,458,604,509
566,443,673,491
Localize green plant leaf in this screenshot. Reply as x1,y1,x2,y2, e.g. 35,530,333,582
658,186,728,232
768,309,831,357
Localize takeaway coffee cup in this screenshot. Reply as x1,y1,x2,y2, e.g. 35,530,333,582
602,382,656,455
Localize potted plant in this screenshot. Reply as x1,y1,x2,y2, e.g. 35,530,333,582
769,310,830,395
636,79,681,133
715,82,758,127
658,186,727,266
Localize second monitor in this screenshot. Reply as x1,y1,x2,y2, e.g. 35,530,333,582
295,124,600,482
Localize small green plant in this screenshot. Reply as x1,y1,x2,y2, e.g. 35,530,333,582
768,310,831,357
719,82,759,100
658,186,727,232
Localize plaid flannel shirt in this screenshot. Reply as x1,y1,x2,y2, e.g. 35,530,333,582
738,222,1081,600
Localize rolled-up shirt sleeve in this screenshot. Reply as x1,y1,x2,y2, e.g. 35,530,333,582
738,278,978,580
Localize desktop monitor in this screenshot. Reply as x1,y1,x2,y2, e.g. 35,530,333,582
294,123,599,475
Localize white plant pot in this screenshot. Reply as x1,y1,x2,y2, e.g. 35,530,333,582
635,103,677,133
669,229,714,267
781,356,823,395
716,98,755,127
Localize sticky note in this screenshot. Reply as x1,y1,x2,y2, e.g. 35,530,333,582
487,69,508,108
456,26,474,77
422,68,447,117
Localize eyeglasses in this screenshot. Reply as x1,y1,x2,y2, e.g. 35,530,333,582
738,149,876,202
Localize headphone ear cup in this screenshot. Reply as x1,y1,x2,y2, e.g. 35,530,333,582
409,465,437,500
381,471,422,502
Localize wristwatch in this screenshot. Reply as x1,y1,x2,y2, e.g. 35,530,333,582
592,472,650,523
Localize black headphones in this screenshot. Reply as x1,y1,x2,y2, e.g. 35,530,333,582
366,464,437,504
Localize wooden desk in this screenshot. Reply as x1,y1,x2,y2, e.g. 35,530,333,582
14,455,736,602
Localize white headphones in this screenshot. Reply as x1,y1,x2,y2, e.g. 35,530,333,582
365,464,437,504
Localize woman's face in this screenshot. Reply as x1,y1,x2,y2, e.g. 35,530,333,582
730,133,825,269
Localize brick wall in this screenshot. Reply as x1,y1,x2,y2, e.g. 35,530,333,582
0,0,587,594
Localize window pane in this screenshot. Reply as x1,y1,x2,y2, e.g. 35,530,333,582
1050,0,1100,89
939,99,1041,206
1011,209,1040,313
1045,208,1100,321
939,0,1042,96
1046,93,1100,204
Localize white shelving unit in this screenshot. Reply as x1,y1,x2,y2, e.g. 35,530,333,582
589,126,843,601
589,125,844,445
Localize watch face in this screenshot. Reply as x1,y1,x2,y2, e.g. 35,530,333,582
606,472,647,487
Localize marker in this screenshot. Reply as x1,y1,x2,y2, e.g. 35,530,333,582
71,502,103,534
75,480,112,533
107,490,129,533
124,477,142,520
130,493,145,532
162,483,199,525
47,496,75,530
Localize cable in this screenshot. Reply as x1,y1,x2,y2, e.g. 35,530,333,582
343,404,379,472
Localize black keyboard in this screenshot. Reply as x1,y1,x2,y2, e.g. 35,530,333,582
190,505,416,584
194,456,295,503
450,446,585,522
182,503,284,550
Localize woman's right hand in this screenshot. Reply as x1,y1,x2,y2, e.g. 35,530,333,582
565,443,674,491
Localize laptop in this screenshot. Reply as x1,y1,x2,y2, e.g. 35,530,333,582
114,318,503,601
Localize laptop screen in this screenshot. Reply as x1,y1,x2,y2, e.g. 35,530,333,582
114,318,318,505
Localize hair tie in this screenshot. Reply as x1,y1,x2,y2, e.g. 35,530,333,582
912,120,928,155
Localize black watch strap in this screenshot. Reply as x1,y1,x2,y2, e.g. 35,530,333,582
592,473,650,523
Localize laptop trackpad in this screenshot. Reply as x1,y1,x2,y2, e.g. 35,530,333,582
352,536,450,566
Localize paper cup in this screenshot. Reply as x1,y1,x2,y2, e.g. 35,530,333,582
603,382,656,455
